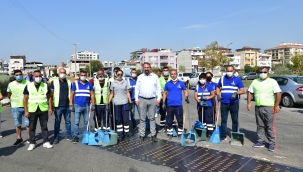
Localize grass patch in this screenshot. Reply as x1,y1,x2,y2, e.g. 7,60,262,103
242,80,253,87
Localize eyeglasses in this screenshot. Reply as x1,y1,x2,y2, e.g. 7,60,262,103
259,72,267,74
117,74,122,76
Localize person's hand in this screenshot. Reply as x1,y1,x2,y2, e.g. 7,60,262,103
25,112,30,118
217,95,221,102
162,102,166,110
156,100,160,106
230,92,237,100
129,102,133,110
247,103,252,111
202,96,208,100
274,106,280,113
185,96,190,104
135,101,139,106
48,109,53,116
199,100,204,107
69,105,75,112
91,105,95,111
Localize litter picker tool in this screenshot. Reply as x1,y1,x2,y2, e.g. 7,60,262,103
88,104,99,146
94,111,104,145
101,104,110,145
209,101,221,144
82,104,90,144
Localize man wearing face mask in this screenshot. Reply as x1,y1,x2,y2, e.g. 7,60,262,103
93,69,110,130
194,73,215,137
216,65,245,141
50,68,72,144
158,67,171,133
23,70,53,151
128,69,140,132
7,70,30,146
70,70,95,143
247,67,281,152
162,69,188,138
135,62,161,143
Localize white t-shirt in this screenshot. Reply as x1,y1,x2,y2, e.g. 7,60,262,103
248,78,281,93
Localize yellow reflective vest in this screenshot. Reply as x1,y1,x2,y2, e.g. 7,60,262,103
53,79,71,107
252,78,276,106
28,82,49,112
8,80,29,108
94,79,109,104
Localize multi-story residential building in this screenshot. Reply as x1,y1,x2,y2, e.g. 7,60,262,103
225,53,241,70
140,48,176,69
130,48,149,60
9,55,26,74
70,51,99,73
24,61,45,75
235,46,260,69
264,43,303,65
0,59,9,74
103,61,114,67
258,53,272,69
176,47,203,73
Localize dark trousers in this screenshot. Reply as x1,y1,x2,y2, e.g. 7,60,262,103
198,106,214,135
166,106,183,135
29,111,49,144
159,100,167,129
115,104,130,137
220,102,239,138
94,105,109,129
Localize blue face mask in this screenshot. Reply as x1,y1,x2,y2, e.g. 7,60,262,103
16,75,23,81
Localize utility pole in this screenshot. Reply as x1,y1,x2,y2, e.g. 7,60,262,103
73,43,78,75
89,56,91,77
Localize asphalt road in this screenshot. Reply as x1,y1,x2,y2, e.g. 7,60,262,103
0,89,302,171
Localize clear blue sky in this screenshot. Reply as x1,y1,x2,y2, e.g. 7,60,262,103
1,0,303,65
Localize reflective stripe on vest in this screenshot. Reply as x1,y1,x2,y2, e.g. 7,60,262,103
94,78,109,104
253,78,275,106
196,85,210,99
9,80,29,108
221,76,238,94
75,81,90,97
28,82,48,112
53,79,71,107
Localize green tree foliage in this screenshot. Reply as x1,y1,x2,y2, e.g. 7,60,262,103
178,65,186,72
272,64,292,75
244,65,259,73
201,41,231,72
84,60,104,76
52,68,58,76
290,54,303,75
136,70,142,75
151,67,161,73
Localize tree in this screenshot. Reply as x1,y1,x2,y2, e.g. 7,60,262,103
151,67,161,73
272,64,292,75
201,41,231,72
136,70,142,75
290,54,303,75
178,65,186,72
84,60,103,76
52,68,57,76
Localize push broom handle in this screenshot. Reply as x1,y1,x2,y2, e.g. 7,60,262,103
183,100,187,131
87,104,92,131
95,110,99,129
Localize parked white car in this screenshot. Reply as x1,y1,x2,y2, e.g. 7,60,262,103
189,73,201,89
177,72,192,84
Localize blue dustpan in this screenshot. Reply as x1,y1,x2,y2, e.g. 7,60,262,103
88,132,99,146
172,128,178,137
82,131,89,144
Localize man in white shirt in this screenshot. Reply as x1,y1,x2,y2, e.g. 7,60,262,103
135,62,161,143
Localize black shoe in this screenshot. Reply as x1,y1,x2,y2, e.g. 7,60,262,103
151,136,158,142
139,136,144,143
53,138,59,144
13,138,23,146
72,137,79,144
118,136,124,142
167,135,172,140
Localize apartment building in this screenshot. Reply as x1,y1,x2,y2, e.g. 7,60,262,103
9,55,26,74
140,48,176,69
70,51,99,73
225,53,241,70
0,59,9,74
176,47,203,73
264,43,303,65
235,46,260,69
258,53,272,69
130,48,149,60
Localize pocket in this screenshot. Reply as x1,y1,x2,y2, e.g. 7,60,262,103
124,104,130,111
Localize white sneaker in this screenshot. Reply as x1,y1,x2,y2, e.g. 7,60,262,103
155,113,158,118
27,144,36,151
43,142,53,149
0,135,3,138
26,139,30,144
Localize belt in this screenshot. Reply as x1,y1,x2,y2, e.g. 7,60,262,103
140,96,155,100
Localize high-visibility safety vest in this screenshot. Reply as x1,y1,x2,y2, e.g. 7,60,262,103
0,89,2,112
74,81,91,97
252,78,276,106
53,79,71,107
48,77,58,84
8,80,29,108
93,79,109,104
28,82,49,112
159,76,171,98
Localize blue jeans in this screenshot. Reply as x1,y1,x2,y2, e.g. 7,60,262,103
220,102,239,138
73,104,89,137
130,101,140,128
12,107,29,127
54,106,71,139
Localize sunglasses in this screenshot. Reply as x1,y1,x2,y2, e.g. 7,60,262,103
260,72,267,74
117,74,122,76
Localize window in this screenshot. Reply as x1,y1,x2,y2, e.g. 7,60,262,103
170,56,174,60
273,77,288,86
178,74,182,77
170,63,174,66
291,77,303,84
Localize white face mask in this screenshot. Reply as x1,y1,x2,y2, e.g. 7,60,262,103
172,78,178,82
59,74,66,79
80,76,86,81
259,73,267,79
199,79,206,85
131,73,137,78
35,77,42,83
163,71,169,76
98,77,104,81
226,72,234,77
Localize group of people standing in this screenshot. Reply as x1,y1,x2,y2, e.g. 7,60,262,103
1,63,281,152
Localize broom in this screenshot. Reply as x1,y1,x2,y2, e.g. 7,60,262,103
94,111,104,145
209,101,221,144
102,104,110,144
81,104,90,144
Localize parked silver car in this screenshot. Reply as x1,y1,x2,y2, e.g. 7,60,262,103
188,73,201,89
270,76,303,107
241,72,258,80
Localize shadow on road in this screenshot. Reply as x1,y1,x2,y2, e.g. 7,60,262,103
240,128,256,143
0,144,25,156
1,128,24,137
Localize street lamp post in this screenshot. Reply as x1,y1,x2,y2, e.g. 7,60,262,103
73,43,78,75
227,42,233,65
